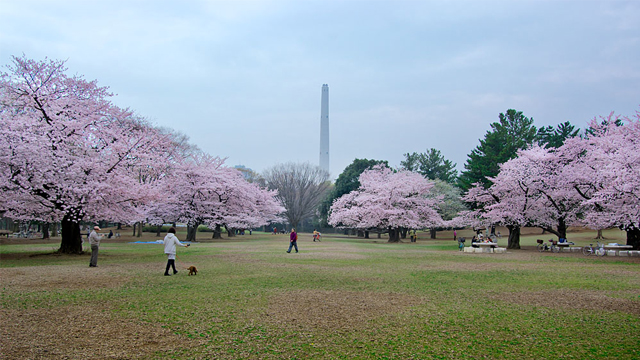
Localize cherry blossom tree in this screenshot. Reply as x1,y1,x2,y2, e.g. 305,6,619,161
160,152,283,241
511,146,585,240
464,145,586,248
561,111,640,249
328,165,443,242
463,171,532,250
0,56,172,253
216,179,285,234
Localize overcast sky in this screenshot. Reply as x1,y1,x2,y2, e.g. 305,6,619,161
1,0,639,178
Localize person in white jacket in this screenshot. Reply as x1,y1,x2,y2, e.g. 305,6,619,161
164,227,189,276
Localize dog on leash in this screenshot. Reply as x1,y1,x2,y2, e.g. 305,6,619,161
187,265,198,276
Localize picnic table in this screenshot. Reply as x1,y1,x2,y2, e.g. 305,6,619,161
474,242,499,252
476,242,499,248
556,242,577,252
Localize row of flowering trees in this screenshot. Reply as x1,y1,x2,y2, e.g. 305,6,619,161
0,56,284,253
463,112,640,249
327,112,638,249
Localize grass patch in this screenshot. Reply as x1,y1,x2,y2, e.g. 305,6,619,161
1,229,639,359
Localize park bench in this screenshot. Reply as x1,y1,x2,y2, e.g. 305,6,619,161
604,244,634,256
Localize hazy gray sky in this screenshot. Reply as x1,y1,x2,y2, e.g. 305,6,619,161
1,0,639,177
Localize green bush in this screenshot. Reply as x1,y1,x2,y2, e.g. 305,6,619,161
142,224,171,233
197,225,213,232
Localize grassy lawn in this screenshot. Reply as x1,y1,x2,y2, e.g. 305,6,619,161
1,228,638,359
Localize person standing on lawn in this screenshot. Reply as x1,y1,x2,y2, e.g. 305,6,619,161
287,228,298,253
164,227,189,276
89,226,102,267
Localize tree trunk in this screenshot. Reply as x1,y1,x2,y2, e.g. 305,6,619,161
388,227,401,243
156,224,162,237
595,229,604,240
51,222,58,237
213,224,222,239
430,229,437,239
357,230,364,238
557,218,567,239
186,224,199,241
400,228,407,239
364,230,369,239
506,225,521,249
227,227,236,237
117,223,122,230
42,223,50,239
377,231,381,239
137,221,143,237
627,228,640,250
132,223,137,236
490,225,496,236
58,216,83,254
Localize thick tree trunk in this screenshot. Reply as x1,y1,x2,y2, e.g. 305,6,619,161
42,223,50,239
400,228,407,239
186,224,199,241
58,216,83,254
51,222,58,237
213,224,222,239
430,229,437,239
227,227,236,237
388,227,401,243
627,228,640,250
132,223,137,236
377,231,381,239
117,223,122,230
364,230,369,239
137,221,143,237
506,225,521,249
357,230,364,238
557,218,567,239
156,224,162,237
595,229,604,240
490,225,496,235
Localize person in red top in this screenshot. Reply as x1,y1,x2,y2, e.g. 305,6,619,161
287,228,298,253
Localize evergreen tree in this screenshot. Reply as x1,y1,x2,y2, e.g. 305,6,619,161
458,109,537,190
400,148,458,183
537,121,580,148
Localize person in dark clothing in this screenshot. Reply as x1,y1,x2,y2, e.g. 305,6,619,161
286,228,298,253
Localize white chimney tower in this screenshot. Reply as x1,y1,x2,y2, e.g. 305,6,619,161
319,84,330,174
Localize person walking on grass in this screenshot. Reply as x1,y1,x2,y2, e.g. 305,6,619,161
89,226,102,267
287,228,298,253
164,227,189,276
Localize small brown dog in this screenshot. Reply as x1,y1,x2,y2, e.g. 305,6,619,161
187,265,198,276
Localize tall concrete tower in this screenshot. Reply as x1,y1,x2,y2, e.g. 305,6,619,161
319,84,330,173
